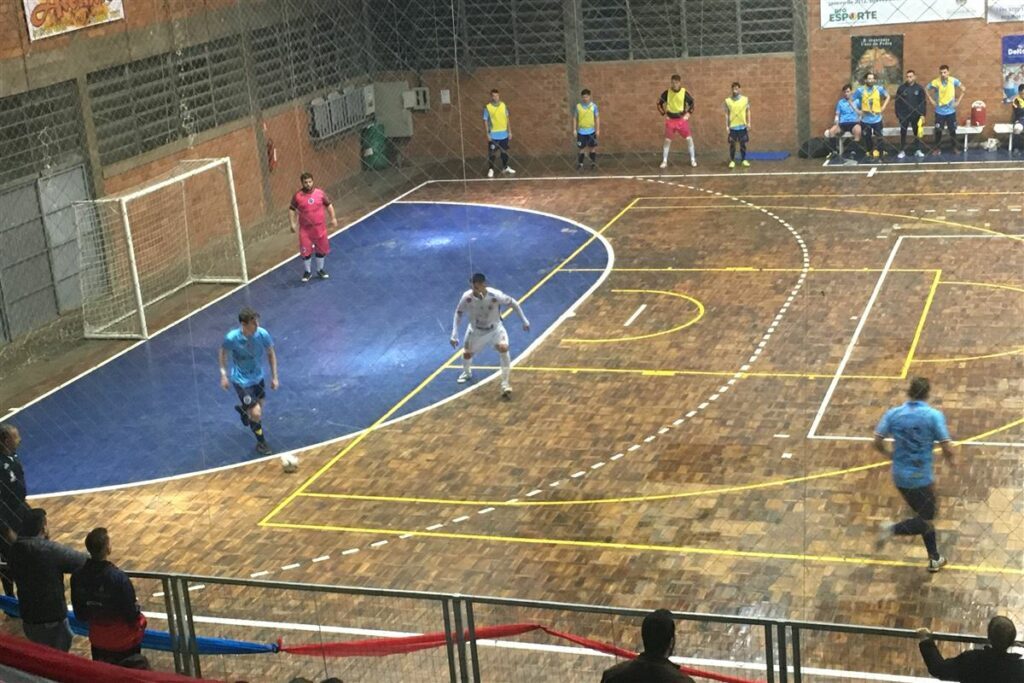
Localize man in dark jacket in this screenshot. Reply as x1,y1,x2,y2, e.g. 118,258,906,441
895,70,928,159
9,508,88,651
917,617,1024,682
0,423,28,597
71,527,148,668
601,609,695,682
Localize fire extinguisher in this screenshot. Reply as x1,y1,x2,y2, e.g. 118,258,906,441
264,121,278,172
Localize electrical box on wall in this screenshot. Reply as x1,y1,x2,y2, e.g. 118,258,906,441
402,87,430,111
371,81,413,137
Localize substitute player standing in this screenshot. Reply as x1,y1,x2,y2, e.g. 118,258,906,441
484,89,515,178
219,307,278,455
895,69,927,159
873,377,955,572
853,72,890,159
573,89,600,170
927,65,965,155
450,273,530,399
289,172,337,282
723,82,751,168
657,74,696,169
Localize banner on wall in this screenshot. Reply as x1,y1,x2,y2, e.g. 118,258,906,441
851,35,904,89
988,0,1024,22
1003,35,1024,102
821,0,984,27
22,0,125,42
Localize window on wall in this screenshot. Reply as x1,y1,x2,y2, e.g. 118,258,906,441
513,0,565,65
581,0,793,61
0,80,86,186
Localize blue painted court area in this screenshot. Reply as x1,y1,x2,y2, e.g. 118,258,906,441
10,202,608,495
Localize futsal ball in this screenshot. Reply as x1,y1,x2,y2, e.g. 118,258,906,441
1014,122,1024,135
280,454,299,473
823,128,832,138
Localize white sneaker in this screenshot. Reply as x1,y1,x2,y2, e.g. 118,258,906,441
659,161,668,169
501,385,512,399
502,167,516,175
487,168,494,178
457,370,472,384
896,151,906,159
690,159,697,167
915,150,925,158
927,556,947,573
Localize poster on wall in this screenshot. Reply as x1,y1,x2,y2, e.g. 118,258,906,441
851,35,904,89
22,0,125,42
988,0,1024,22
1003,35,1024,102
822,0,984,27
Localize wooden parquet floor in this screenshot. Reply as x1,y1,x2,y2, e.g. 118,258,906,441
11,166,1024,681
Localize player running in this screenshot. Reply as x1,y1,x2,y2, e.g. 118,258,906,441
450,273,530,399
289,172,337,282
219,307,278,455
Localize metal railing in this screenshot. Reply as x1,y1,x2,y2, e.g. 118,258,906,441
128,570,997,682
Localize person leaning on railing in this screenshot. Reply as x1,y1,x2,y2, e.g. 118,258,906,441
601,609,695,682
916,617,1024,682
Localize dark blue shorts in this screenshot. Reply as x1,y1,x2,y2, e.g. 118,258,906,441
935,113,957,129
838,121,860,133
233,380,266,408
576,133,598,148
488,138,510,152
728,128,749,143
862,121,883,136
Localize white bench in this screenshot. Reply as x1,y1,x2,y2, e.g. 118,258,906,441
993,123,1017,152
836,124,984,155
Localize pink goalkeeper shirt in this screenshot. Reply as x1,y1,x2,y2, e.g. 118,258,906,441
290,188,332,230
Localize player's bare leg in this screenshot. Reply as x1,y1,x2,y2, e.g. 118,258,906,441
458,351,473,383
497,343,512,398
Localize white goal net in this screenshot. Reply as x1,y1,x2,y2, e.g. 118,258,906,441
74,158,248,339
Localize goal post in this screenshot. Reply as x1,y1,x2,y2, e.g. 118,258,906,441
74,158,248,339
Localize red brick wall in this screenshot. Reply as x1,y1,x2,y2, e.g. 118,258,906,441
807,7,1017,131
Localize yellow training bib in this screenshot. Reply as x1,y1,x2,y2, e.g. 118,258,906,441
724,95,748,128
485,102,509,133
575,103,596,131
666,87,688,115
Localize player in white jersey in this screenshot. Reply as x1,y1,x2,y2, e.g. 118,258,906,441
450,273,530,398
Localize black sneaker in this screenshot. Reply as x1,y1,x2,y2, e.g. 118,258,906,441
255,441,272,456
301,271,312,282
317,269,330,280
234,405,250,427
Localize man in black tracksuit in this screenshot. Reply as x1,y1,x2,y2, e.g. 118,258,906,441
895,70,928,159
0,424,28,597
917,617,1024,682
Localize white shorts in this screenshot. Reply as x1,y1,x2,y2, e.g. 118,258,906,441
464,324,509,355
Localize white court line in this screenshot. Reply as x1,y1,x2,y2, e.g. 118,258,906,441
26,198,615,499
807,236,905,438
623,303,647,327
137,610,942,683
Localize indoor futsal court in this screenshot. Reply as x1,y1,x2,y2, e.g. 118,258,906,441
1,1,1023,682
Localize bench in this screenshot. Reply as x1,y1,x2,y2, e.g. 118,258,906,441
836,124,985,155
993,123,1018,152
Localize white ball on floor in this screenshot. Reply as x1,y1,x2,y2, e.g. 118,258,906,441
280,454,299,473
1014,122,1023,135
823,128,832,138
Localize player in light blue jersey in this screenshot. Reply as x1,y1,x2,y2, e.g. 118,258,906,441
873,377,955,572
219,307,278,455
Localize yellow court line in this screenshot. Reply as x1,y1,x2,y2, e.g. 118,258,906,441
300,417,1024,510
562,289,704,344
258,198,637,526
445,364,899,381
900,269,942,378
631,205,1024,242
260,521,1024,577
942,280,1024,295
914,346,1024,364
634,192,1024,200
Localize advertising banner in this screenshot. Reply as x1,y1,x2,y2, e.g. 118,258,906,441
1003,35,1024,102
23,0,125,42
822,0,984,28
988,0,1024,22
851,35,904,88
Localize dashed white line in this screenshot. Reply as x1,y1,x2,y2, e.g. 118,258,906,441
774,434,790,439
370,540,388,548
281,563,300,571
644,435,656,443
571,471,587,478
591,462,605,470
658,427,670,434
623,303,647,327
782,452,793,459
426,524,445,531
250,571,271,578
610,453,624,461
342,548,360,555
627,444,641,452
478,507,495,514
312,555,330,563
452,516,470,523
526,489,542,497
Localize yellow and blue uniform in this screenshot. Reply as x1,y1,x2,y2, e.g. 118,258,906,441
928,76,962,150
483,102,510,141
854,85,888,125
574,102,599,149
724,95,749,161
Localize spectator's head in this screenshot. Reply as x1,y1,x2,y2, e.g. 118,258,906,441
0,423,20,457
988,616,1016,652
85,527,111,560
906,70,916,84
238,307,260,336
641,608,676,657
300,172,314,191
908,376,930,401
20,508,47,538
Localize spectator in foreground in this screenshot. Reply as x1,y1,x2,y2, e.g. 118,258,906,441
9,508,87,651
601,608,695,682
917,617,1024,682
0,423,28,597
70,527,148,669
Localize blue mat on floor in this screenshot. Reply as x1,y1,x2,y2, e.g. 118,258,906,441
745,151,790,161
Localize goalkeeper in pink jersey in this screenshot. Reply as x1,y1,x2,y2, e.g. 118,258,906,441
289,172,338,282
